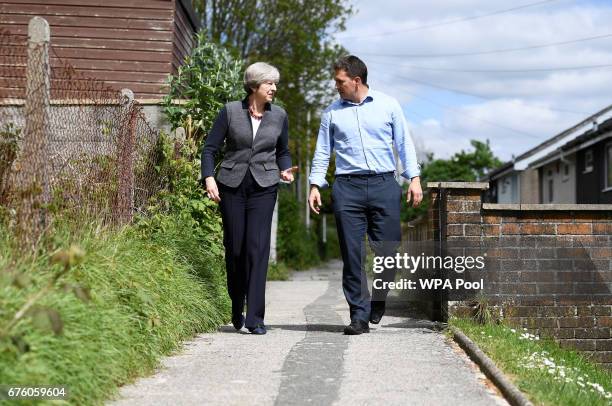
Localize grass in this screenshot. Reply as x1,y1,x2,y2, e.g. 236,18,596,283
0,214,230,405
449,316,612,406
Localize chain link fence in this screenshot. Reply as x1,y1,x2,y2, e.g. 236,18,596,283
0,18,163,245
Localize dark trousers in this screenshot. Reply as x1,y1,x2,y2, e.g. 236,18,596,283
218,169,278,329
332,172,402,323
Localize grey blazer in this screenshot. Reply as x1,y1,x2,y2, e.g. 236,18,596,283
201,98,292,188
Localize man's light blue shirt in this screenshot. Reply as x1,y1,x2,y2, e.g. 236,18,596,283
309,89,421,188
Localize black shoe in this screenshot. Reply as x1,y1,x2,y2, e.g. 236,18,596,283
248,324,267,335
232,314,245,330
369,301,386,324
344,320,370,335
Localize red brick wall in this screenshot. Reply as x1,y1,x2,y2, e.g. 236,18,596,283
426,182,612,369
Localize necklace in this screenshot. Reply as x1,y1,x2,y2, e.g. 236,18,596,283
248,104,263,120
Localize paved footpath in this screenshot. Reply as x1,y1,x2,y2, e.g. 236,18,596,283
109,260,509,406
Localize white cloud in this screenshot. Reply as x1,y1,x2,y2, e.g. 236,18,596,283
336,0,612,161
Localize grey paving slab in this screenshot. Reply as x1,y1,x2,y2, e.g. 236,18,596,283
108,260,509,406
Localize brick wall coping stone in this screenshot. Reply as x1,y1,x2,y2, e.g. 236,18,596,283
427,181,489,190
483,203,612,211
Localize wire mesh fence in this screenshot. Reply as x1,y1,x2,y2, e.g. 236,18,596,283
0,19,163,245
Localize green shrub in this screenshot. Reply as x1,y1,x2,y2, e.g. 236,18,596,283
277,187,320,270
162,34,243,144
0,214,229,405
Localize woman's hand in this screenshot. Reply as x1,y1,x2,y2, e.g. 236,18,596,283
280,166,299,183
205,176,221,203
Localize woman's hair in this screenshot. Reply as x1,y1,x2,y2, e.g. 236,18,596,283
243,62,280,95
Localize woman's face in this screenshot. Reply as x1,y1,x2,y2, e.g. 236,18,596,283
253,80,277,102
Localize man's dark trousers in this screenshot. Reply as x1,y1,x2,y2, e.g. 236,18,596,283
218,169,278,329
332,172,402,323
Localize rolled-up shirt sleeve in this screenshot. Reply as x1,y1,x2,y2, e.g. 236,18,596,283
391,101,421,181
201,106,228,179
308,110,334,188
275,113,292,171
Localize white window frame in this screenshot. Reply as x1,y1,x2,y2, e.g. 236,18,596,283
562,163,570,182
604,142,612,191
583,149,594,173
548,178,554,203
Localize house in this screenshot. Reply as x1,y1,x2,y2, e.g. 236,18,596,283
0,0,199,102
484,104,612,204
530,115,612,204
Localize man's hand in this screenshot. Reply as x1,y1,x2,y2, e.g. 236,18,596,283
406,176,423,208
205,176,221,203
280,166,299,182
308,185,323,214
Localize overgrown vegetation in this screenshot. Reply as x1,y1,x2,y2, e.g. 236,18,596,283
0,36,244,405
0,216,229,405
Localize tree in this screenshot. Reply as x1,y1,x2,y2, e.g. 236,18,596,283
401,139,503,221
191,0,353,171
421,140,503,183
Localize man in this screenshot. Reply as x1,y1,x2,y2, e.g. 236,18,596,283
308,55,423,335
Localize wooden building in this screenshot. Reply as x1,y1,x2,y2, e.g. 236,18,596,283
0,0,199,99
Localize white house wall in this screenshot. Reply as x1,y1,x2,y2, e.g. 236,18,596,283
540,156,576,203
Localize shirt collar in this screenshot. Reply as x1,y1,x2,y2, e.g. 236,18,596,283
341,88,374,106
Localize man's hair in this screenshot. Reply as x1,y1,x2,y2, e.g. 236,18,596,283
333,55,367,85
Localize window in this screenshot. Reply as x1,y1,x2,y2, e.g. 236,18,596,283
562,163,570,182
606,143,612,189
548,179,554,203
584,149,594,173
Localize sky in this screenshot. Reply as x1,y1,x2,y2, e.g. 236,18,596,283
333,0,612,162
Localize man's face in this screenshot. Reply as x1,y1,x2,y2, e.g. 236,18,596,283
334,69,359,102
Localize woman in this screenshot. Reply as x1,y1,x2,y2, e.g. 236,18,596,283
201,62,296,335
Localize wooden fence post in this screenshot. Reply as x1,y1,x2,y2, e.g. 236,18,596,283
13,17,51,244
114,88,136,225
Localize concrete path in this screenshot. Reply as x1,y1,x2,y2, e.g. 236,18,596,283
109,260,509,406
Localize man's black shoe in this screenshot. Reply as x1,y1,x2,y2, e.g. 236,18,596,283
344,320,370,335
248,324,267,335
369,301,386,324
232,314,245,330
